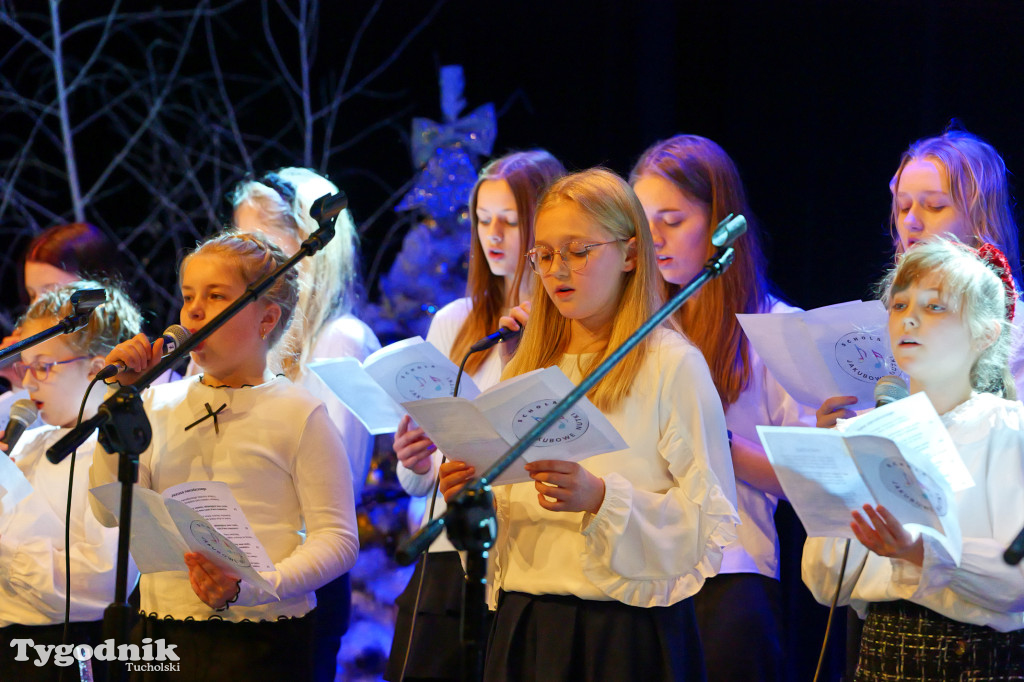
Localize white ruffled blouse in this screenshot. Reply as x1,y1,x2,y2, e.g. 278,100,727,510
802,391,1024,632
492,327,740,608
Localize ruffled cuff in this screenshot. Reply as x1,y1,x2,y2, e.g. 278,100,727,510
232,572,283,608
579,469,738,607
900,535,955,597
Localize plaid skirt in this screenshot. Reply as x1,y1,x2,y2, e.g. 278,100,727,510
856,600,1024,681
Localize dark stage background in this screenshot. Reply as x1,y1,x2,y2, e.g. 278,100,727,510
3,0,1024,319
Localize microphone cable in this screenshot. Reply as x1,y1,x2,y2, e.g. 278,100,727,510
397,347,474,682
813,538,851,682
60,373,105,682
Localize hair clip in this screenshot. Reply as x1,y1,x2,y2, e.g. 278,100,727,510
259,172,297,207
976,243,1017,322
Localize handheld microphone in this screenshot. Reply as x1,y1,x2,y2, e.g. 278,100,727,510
1,398,39,453
95,325,190,382
469,327,521,353
874,375,909,408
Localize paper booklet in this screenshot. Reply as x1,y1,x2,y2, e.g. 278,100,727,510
90,480,278,598
401,366,628,486
756,392,973,563
0,452,32,516
308,336,481,435
737,300,908,410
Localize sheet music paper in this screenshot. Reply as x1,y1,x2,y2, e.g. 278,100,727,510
757,394,967,563
737,300,907,409
402,367,628,485
308,336,481,434
90,481,278,597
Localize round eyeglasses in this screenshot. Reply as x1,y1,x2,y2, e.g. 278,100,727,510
12,356,90,382
525,240,626,274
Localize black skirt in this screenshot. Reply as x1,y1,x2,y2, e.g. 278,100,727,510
856,600,1024,681
129,612,313,681
385,550,468,681
485,591,706,682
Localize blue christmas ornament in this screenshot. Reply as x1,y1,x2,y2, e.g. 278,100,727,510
363,64,495,344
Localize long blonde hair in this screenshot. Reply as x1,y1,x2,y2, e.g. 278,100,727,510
232,168,359,377
503,169,663,412
889,128,1021,284
630,134,770,407
450,151,564,374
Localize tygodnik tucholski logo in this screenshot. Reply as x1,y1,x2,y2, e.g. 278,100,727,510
10,637,181,672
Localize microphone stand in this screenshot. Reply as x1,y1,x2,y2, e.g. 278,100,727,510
0,289,106,368
395,213,748,682
46,191,345,681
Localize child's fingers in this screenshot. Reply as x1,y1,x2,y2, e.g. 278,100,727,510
528,469,571,488
874,505,902,528
816,396,858,427
525,460,576,475
534,480,571,501
395,414,412,437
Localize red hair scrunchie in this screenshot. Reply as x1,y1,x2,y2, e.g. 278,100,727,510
976,242,1018,322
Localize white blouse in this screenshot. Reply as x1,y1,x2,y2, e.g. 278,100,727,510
0,427,124,627
493,328,739,607
722,298,815,578
298,313,381,496
802,392,1024,632
397,297,504,553
89,375,358,622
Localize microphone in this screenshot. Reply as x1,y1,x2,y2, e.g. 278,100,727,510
309,191,348,222
1,398,39,453
1005,528,1024,565
874,375,909,408
469,327,521,353
95,325,190,382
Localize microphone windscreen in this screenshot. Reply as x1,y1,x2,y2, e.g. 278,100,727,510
9,398,39,426
874,375,909,407
162,324,190,352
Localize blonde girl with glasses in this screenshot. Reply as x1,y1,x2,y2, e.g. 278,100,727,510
439,169,739,682
0,280,142,681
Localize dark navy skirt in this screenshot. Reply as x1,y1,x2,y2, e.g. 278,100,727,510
485,590,706,682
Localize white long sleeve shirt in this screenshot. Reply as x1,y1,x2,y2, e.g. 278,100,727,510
396,298,504,553
722,298,815,578
89,375,358,622
493,328,740,607
803,392,1024,632
0,426,127,627
299,314,381,497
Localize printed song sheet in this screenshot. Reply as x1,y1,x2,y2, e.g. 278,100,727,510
403,366,628,485
309,336,480,435
90,481,278,597
757,394,968,563
737,300,906,409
